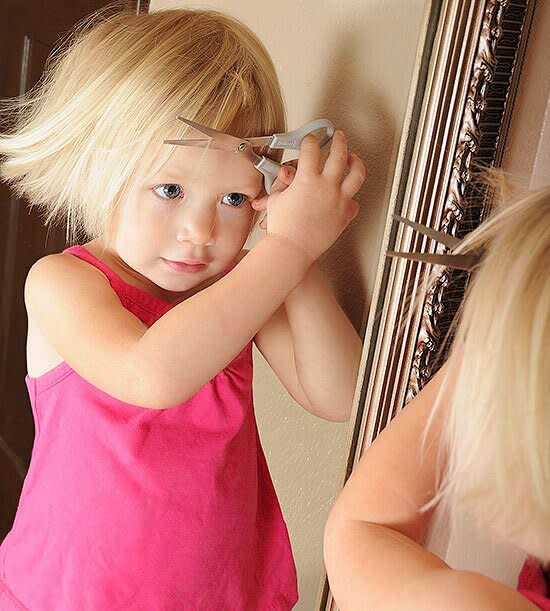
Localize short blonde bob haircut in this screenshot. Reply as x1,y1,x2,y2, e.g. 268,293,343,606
427,173,550,562
0,3,287,244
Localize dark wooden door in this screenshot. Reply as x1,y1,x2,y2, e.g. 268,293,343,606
0,0,149,540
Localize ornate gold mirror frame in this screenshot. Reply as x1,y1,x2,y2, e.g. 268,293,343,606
319,0,536,608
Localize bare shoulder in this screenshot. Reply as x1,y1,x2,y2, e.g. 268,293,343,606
24,249,139,340
24,252,117,378
25,250,109,305
24,251,150,405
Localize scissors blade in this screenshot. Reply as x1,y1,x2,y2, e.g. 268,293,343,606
387,250,477,271
393,214,461,250
175,117,244,150
165,137,272,148
165,136,274,150
164,117,262,166
241,136,276,147
163,138,216,147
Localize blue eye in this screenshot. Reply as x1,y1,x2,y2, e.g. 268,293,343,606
221,192,247,207
153,184,183,200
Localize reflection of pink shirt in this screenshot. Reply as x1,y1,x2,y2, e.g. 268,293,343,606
0,245,298,610
518,557,550,610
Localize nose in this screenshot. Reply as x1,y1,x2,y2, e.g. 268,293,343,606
175,195,216,247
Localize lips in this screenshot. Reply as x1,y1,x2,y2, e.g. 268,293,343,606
164,257,208,265
161,258,208,273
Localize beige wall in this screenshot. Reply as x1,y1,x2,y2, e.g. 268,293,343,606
149,1,428,607
501,1,550,192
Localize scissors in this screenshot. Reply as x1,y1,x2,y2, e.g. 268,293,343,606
163,117,335,194
387,214,480,271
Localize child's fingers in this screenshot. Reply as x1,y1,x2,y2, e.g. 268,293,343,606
341,153,366,197
270,163,296,193
253,164,297,208
251,194,268,211
322,129,349,182
252,162,297,228
296,134,321,175
281,163,297,185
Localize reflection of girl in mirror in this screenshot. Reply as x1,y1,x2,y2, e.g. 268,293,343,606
324,179,550,610
0,6,365,609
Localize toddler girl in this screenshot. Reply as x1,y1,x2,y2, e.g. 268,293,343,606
324,178,549,610
0,6,365,610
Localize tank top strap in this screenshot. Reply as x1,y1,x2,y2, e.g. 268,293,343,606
63,245,173,323
64,245,124,286
63,245,241,325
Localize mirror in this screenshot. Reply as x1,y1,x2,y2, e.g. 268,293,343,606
320,0,536,609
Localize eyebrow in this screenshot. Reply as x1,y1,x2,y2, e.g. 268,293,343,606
151,172,260,194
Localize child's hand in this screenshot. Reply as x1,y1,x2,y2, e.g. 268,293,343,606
251,161,298,229
259,130,365,262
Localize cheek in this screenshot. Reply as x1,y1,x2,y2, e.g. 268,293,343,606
125,195,172,232
114,199,166,254
218,205,255,238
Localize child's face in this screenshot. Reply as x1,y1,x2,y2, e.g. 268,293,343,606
107,141,264,297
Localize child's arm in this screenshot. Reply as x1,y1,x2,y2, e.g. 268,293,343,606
323,359,538,611
251,157,363,422
25,235,311,409
254,262,362,422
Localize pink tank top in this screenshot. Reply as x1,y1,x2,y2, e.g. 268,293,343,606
0,245,298,610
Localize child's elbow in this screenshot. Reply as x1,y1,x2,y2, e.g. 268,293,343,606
301,395,352,422
320,405,353,422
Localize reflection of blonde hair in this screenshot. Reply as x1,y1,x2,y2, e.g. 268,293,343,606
429,173,550,562
0,3,286,243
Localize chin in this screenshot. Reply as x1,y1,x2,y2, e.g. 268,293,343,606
157,275,201,291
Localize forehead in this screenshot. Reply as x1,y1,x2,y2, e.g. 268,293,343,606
163,146,260,181
142,127,264,191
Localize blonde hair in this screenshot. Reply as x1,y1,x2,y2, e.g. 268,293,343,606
427,173,550,562
0,3,286,244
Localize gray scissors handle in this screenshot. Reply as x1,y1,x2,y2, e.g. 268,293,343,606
254,157,283,195
255,119,335,193
269,119,335,150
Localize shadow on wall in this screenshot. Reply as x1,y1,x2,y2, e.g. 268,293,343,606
314,26,398,337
